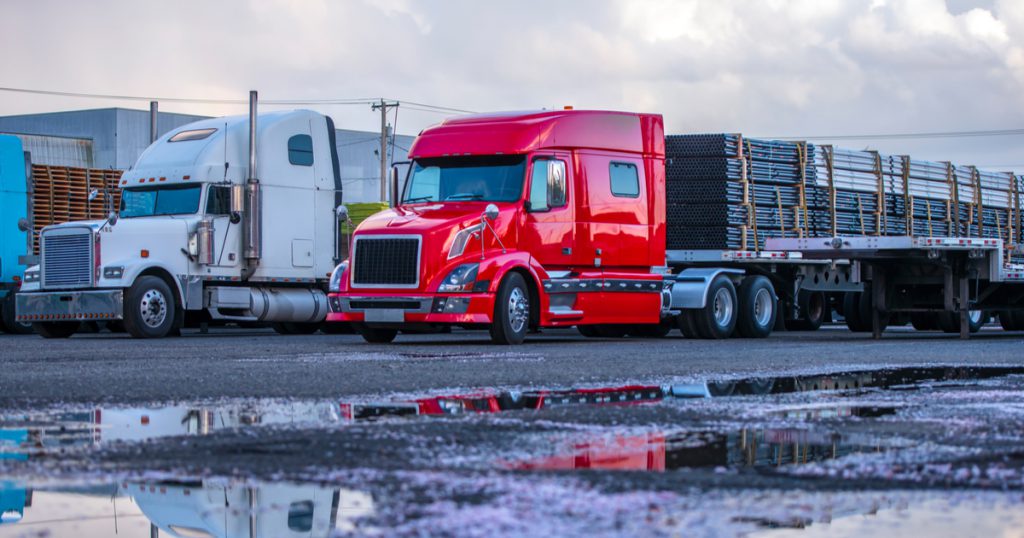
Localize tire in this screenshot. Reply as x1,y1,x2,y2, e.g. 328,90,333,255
577,325,601,338
784,290,825,331
489,272,531,345
123,276,178,338
843,292,872,332
998,311,1024,331
320,322,355,334
355,324,398,343
856,287,888,333
736,276,776,338
628,319,673,338
693,275,737,339
1,294,34,335
910,312,938,331
938,310,984,334
594,324,628,338
272,322,321,335
676,310,700,339
32,322,79,339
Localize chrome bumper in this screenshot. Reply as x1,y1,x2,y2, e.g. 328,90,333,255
15,289,123,322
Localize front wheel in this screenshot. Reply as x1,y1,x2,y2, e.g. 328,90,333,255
355,324,398,343
32,322,80,339
123,276,178,338
490,272,530,345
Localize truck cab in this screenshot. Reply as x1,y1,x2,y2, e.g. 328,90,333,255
327,110,669,344
18,101,345,338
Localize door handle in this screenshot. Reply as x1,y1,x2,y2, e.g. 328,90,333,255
562,247,572,255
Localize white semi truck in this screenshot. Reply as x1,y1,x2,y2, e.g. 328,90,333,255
16,92,349,338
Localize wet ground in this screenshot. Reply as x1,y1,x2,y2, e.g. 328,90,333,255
1,326,1024,536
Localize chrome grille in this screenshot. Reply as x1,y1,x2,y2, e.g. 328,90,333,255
42,228,93,288
352,236,421,288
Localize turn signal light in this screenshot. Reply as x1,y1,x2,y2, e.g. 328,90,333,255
140,249,149,258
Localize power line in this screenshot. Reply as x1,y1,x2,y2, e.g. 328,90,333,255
763,128,1024,141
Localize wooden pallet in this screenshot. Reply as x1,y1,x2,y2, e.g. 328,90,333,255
30,164,123,253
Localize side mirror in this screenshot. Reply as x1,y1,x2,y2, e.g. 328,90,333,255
389,166,400,207
17,218,29,232
108,211,119,226
88,188,99,202
484,203,499,221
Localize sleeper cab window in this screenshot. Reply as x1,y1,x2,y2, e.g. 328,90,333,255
288,134,314,166
610,162,640,198
528,159,567,212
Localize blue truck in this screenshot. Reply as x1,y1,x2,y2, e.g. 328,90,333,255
0,135,34,334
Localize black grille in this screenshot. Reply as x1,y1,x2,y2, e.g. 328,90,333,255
352,237,419,286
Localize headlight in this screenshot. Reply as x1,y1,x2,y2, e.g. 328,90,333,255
24,267,40,283
329,261,349,293
103,266,125,279
438,263,479,293
449,223,484,260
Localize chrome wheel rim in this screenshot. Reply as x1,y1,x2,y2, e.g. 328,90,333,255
753,288,773,327
969,310,982,324
508,287,529,333
713,288,734,327
140,289,168,328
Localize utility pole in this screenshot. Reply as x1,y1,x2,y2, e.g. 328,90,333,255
371,99,399,202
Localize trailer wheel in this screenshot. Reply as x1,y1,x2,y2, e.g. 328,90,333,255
693,276,737,339
32,322,80,339
355,324,398,343
736,276,776,338
998,311,1024,331
123,276,178,338
676,310,700,338
910,312,938,331
785,290,825,331
937,310,985,334
843,292,870,332
489,272,530,345
1,294,34,334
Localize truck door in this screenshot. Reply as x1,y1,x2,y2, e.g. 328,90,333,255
578,154,649,269
205,185,241,267
521,154,573,270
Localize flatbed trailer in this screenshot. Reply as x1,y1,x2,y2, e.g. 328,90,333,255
769,235,1024,338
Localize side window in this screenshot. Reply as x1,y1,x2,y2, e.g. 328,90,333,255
610,162,639,198
288,134,314,166
206,185,231,215
528,159,567,212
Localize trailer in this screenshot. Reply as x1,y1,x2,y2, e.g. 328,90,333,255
16,92,348,338
325,109,1023,344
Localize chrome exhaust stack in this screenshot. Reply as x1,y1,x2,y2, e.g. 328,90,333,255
243,90,262,276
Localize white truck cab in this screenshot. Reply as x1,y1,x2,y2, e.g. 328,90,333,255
17,93,346,338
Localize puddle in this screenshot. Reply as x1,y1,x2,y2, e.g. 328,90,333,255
0,479,372,537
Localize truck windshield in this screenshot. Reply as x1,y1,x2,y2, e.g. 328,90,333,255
120,185,202,218
403,155,526,203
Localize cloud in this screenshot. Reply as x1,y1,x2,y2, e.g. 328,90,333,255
1,0,1023,168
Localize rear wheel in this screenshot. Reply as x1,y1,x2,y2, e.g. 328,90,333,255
843,292,871,332
938,310,985,334
785,290,825,331
693,276,737,339
1,294,34,335
910,312,938,331
355,324,398,343
123,276,178,338
489,272,530,345
676,310,700,339
736,276,776,338
32,322,79,339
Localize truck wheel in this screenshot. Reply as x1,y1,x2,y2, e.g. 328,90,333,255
785,290,825,331
320,322,355,334
490,272,530,345
843,292,870,332
693,275,737,339
938,310,985,334
577,325,601,337
123,276,178,338
736,276,776,338
910,312,938,331
998,311,1024,331
272,322,321,335
676,310,700,338
628,319,674,338
1,295,34,335
355,324,398,343
32,322,80,339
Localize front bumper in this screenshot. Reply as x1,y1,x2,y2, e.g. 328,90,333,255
327,293,495,325
15,289,124,323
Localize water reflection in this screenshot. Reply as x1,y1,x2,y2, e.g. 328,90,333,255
0,479,372,537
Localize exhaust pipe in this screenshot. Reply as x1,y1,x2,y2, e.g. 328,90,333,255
243,90,262,274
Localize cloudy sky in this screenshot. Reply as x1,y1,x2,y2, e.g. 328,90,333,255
2,0,1022,169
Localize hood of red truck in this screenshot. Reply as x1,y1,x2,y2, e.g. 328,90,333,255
352,202,520,291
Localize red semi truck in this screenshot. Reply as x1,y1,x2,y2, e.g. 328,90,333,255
326,110,792,344
326,109,1024,344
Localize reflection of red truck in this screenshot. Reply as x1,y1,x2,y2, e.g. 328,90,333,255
328,110,800,344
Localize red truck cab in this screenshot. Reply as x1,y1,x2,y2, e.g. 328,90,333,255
327,110,669,344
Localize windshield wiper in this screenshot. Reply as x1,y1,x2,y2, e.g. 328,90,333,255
446,193,485,201
404,195,436,203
